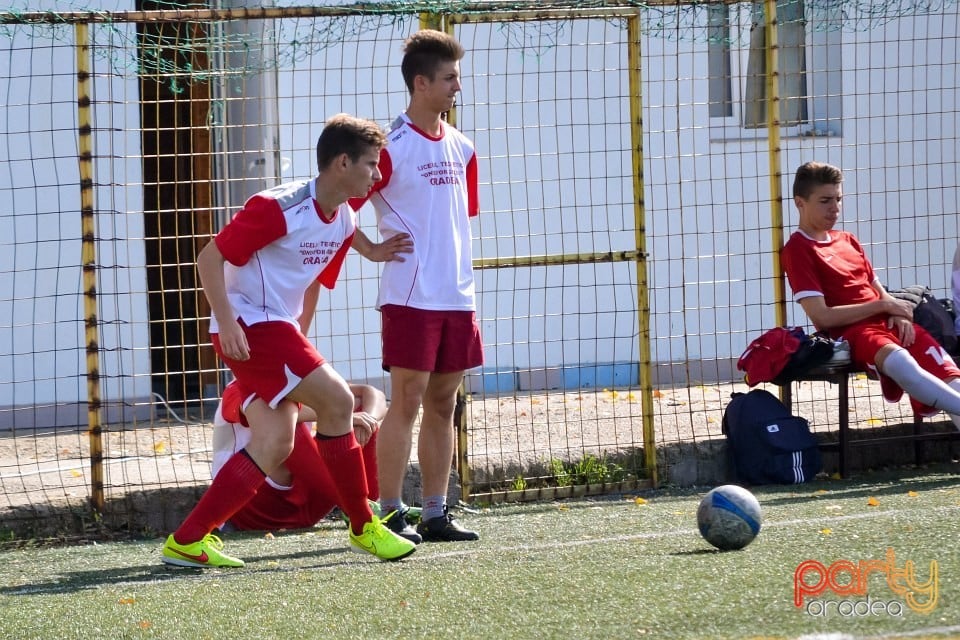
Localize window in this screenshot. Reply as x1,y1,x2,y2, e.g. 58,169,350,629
708,0,841,138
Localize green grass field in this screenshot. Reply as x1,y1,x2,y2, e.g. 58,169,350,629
2,465,959,640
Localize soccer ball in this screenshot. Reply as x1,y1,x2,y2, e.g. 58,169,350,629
697,484,762,551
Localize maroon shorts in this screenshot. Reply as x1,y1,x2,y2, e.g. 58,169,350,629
212,320,325,409
381,304,484,373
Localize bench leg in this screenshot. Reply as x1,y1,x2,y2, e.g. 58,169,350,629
838,374,849,478
914,413,923,467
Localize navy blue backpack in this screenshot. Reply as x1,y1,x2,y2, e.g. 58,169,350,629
722,389,822,485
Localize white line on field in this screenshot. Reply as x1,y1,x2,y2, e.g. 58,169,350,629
421,504,960,560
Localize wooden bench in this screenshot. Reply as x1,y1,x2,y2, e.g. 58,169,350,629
783,364,960,477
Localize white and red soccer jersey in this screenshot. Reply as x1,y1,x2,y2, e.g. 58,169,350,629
781,229,881,310
211,178,355,332
351,113,479,311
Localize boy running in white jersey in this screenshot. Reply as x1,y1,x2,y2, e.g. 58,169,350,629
351,30,483,543
162,114,416,567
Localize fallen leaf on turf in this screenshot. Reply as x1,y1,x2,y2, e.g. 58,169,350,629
69,470,82,478
908,490,918,497
138,621,152,630
557,504,569,511
814,489,828,495
820,528,832,535
634,497,647,505
118,597,136,605
153,441,167,454
867,496,879,506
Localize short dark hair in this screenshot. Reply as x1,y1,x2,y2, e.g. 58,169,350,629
400,29,465,93
315,113,386,170
793,161,844,199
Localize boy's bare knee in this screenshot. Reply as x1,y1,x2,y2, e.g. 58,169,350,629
308,384,354,436
246,437,295,474
875,343,904,371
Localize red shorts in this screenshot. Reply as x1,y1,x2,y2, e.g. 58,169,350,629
381,304,484,373
212,320,325,409
841,318,960,415
219,380,254,426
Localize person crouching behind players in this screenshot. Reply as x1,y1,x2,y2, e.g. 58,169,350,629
211,380,418,531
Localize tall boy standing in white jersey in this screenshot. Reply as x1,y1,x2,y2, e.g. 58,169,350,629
352,30,483,543
161,114,416,567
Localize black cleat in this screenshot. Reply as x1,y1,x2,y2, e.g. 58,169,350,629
383,508,423,544
416,506,479,542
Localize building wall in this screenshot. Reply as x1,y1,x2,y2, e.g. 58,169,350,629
1,2,957,423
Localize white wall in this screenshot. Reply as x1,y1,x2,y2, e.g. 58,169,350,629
1,2,958,422
0,11,150,424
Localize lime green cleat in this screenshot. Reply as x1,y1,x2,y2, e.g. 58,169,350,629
161,533,245,568
349,513,417,561
369,500,423,522
403,505,422,524
342,501,421,524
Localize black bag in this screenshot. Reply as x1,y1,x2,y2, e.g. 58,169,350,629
772,330,836,385
916,294,958,355
738,327,835,387
889,285,958,355
722,389,822,485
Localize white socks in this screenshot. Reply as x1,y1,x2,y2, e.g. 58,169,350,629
948,379,960,430
880,348,960,417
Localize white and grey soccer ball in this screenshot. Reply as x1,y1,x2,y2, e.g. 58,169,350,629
697,484,763,551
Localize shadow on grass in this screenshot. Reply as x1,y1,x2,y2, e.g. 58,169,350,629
754,465,960,506
0,543,353,596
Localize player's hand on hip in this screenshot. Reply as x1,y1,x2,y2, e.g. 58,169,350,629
374,233,414,262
